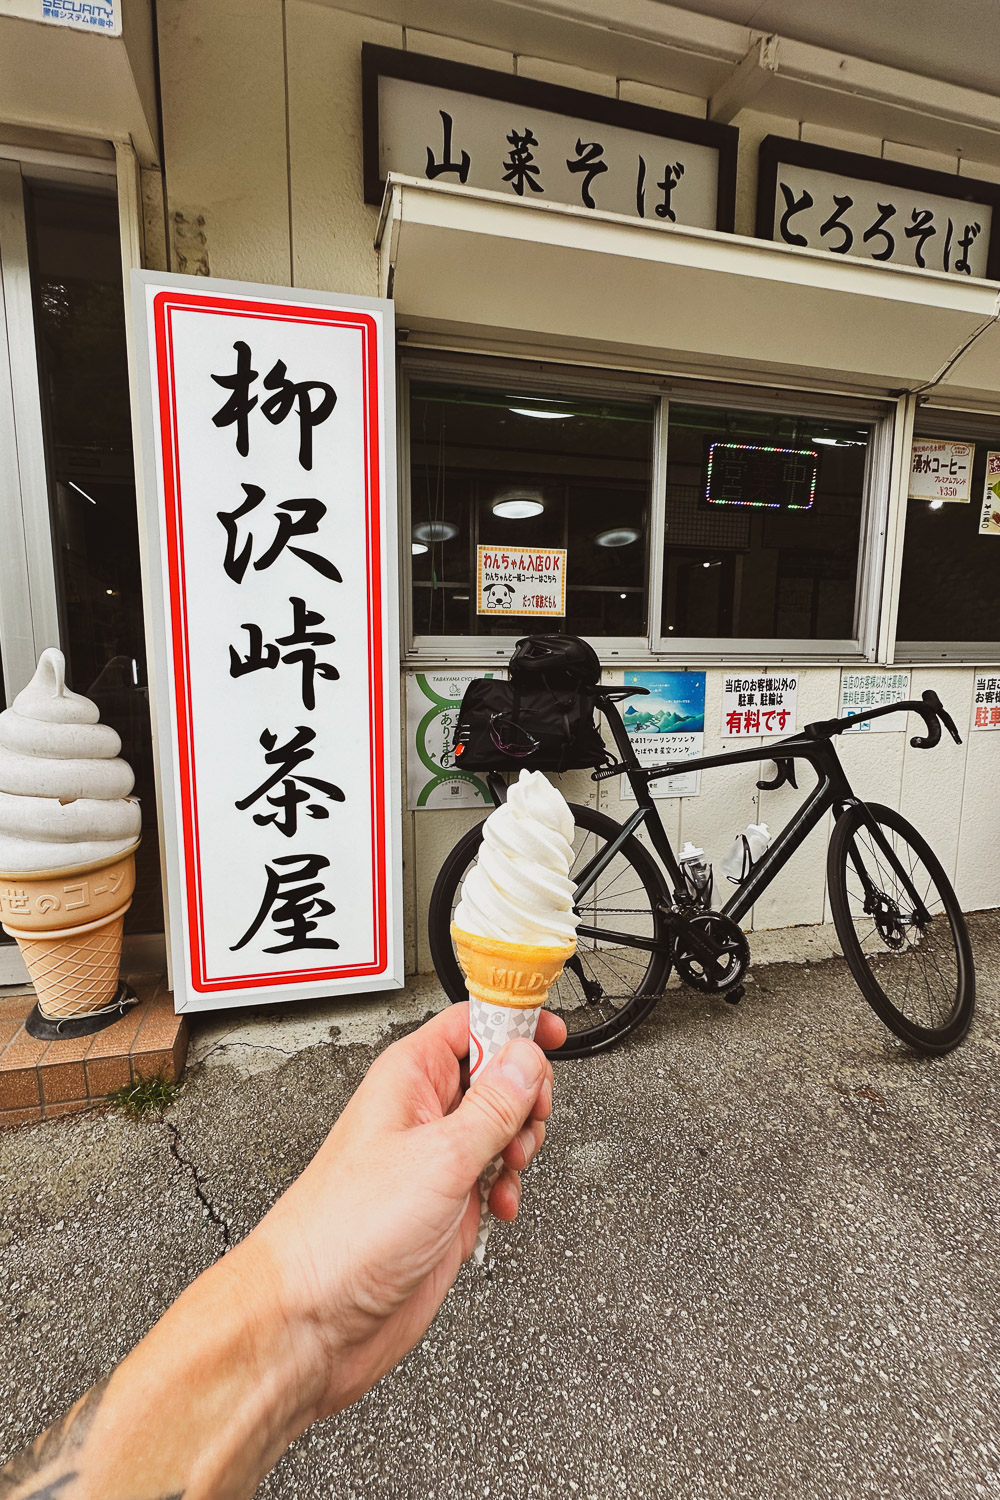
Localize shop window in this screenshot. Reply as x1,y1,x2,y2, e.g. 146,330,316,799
25,183,162,934
409,380,654,639
661,404,873,642
897,429,1000,650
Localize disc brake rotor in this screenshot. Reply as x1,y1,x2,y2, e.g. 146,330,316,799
674,912,751,994
866,890,907,949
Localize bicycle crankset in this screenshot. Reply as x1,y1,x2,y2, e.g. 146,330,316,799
673,912,751,996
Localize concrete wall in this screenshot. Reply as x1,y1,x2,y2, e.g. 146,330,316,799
151,1,1000,972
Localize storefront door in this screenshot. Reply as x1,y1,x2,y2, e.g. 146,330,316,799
0,155,162,983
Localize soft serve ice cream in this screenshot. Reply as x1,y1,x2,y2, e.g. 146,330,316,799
0,648,140,873
454,769,578,948
451,769,579,1263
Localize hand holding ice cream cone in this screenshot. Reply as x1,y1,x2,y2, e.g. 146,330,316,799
451,768,579,1262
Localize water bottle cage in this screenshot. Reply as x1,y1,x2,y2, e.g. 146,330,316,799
726,835,754,886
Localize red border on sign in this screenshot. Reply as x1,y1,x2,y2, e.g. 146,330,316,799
152,291,387,991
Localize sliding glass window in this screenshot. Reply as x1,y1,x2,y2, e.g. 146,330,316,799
896,413,1000,658
660,403,874,646
405,361,887,658
408,379,655,642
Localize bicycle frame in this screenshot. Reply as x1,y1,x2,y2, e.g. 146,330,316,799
566,692,948,953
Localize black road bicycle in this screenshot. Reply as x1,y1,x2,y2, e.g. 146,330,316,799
428,688,975,1060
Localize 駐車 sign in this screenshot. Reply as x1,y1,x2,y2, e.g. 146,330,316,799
134,273,402,1010
721,673,799,737
363,45,738,231
973,671,1000,730
757,136,1000,280
477,546,566,617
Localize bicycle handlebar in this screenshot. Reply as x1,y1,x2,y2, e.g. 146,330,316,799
803,690,962,750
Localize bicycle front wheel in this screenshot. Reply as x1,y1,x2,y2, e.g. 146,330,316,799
427,803,672,1060
827,801,974,1054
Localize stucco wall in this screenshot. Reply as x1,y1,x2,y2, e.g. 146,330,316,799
152,2,1000,971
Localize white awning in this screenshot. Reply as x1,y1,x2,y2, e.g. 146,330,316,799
376,175,1000,395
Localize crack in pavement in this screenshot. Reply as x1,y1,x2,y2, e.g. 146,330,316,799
163,1120,232,1249
191,1038,299,1069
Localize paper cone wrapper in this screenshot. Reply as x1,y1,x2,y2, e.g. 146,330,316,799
0,845,137,1019
451,925,576,1264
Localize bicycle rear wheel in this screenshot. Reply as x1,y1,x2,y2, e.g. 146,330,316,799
827,801,974,1054
427,803,672,1060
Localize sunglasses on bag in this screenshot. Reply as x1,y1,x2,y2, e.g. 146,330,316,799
489,711,540,758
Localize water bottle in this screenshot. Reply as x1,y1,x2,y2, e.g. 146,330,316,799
719,823,771,886
678,841,714,908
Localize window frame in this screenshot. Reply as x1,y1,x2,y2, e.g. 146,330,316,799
893,401,1000,665
400,352,895,666
0,144,163,983
401,355,661,662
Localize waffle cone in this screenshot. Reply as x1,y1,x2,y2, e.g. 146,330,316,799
451,924,576,1008
0,846,136,1018
14,911,127,1018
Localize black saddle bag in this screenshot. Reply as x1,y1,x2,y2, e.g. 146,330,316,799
452,676,608,773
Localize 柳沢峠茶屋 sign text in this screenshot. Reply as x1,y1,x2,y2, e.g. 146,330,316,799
134,273,402,1011
363,45,738,231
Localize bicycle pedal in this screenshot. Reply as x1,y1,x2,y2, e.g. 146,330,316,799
724,985,745,1005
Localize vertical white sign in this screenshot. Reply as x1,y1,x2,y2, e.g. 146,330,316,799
134,273,402,1010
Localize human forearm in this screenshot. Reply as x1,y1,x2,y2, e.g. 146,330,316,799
0,1234,325,1500
2,1013,561,1500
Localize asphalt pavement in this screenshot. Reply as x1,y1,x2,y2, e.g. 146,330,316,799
2,914,1000,1499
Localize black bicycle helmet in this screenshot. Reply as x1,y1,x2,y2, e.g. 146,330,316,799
509,633,602,685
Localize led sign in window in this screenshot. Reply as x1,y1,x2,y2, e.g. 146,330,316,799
705,442,818,511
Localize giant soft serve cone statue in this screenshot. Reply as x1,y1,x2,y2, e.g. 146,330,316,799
451,769,580,1263
0,649,141,1036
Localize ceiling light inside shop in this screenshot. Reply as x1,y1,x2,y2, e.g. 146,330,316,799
930,499,944,510
508,405,573,420
68,480,97,505
595,527,640,548
411,542,429,555
811,436,867,447
493,489,544,520
413,521,459,544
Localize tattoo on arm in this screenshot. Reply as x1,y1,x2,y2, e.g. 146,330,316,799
1,1373,186,1500
0,1377,109,1497
14,1486,181,1500
14,1479,78,1500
